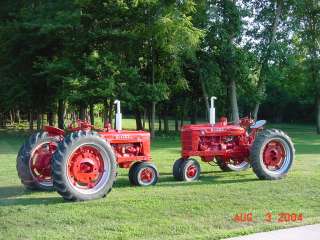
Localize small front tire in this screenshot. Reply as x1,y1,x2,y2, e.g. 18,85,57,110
180,159,201,181
128,161,142,185
130,162,159,186
172,158,184,180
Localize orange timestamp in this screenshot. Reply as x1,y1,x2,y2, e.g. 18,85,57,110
233,212,303,223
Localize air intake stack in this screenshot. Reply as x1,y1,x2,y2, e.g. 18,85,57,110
209,96,217,124
114,100,122,131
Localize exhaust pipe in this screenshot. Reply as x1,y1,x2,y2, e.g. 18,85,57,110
114,100,122,131
209,96,217,124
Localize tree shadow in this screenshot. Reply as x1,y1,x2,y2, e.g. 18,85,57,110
0,196,65,207
0,186,34,199
0,185,66,207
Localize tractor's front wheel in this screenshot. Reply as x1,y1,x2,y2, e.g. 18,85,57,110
16,132,60,190
129,162,159,186
180,158,201,181
52,131,116,201
250,129,295,180
172,158,184,180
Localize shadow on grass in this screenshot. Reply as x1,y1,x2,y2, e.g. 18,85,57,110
0,185,73,207
0,196,65,206
0,186,34,199
0,174,259,207
114,171,259,189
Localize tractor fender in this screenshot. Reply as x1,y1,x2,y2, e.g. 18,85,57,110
43,125,65,136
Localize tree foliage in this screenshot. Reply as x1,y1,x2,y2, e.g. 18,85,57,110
0,0,319,133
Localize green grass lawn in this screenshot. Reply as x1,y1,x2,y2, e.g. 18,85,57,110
0,123,319,240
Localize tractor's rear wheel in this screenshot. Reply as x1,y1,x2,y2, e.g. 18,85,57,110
216,157,250,172
130,162,159,186
52,131,116,201
16,132,60,190
172,158,184,181
180,158,200,181
250,129,295,180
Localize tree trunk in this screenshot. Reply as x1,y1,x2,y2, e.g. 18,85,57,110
58,99,64,129
104,101,109,127
175,117,179,131
0,113,4,127
89,104,94,125
180,103,186,128
9,110,13,125
143,109,146,129
135,110,143,130
200,73,210,120
79,104,86,120
253,103,260,121
253,0,283,119
16,110,21,124
229,79,240,123
29,111,34,130
36,112,41,130
317,96,320,134
53,113,57,126
148,110,151,131
12,109,16,123
47,112,54,126
108,99,114,127
191,101,198,124
150,102,156,138
41,114,45,128
158,115,162,131
163,114,169,133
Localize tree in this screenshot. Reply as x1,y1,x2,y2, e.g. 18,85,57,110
295,0,320,133
243,0,285,119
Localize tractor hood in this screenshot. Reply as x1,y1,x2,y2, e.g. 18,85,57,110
181,122,245,136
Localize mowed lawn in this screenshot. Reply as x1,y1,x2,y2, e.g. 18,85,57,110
0,123,319,240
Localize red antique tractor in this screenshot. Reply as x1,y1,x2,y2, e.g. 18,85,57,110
16,100,158,201
173,97,295,182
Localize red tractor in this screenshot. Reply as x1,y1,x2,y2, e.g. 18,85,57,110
173,97,295,182
16,100,159,201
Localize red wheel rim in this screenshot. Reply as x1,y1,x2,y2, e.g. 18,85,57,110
67,145,105,190
139,168,154,184
30,142,57,186
263,140,286,170
186,165,197,178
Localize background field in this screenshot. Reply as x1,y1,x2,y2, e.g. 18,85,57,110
0,122,319,240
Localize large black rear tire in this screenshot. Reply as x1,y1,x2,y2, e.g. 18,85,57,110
250,129,295,180
16,132,59,190
52,131,116,201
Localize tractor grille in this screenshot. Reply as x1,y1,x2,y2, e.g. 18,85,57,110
181,130,193,151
